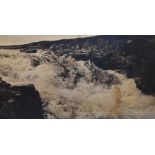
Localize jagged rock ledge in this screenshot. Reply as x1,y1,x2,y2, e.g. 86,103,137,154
0,77,46,119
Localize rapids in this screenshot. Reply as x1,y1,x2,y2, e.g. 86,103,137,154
0,49,155,118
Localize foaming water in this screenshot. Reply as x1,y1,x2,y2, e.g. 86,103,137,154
0,49,155,118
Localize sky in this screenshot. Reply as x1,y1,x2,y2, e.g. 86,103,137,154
0,35,91,46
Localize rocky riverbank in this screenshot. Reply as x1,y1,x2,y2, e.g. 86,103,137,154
0,77,45,118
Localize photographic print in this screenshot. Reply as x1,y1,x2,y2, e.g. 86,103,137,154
0,35,155,119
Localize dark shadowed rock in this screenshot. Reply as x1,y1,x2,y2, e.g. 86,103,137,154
0,78,45,119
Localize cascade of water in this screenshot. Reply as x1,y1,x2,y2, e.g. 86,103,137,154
0,49,154,118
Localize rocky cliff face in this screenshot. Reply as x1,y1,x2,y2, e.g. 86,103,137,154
0,78,45,118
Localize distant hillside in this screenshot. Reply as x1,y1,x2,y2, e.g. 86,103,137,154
0,35,155,49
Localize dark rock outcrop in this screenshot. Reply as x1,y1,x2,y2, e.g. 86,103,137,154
0,78,45,119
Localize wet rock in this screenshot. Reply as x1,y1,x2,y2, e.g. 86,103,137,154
0,78,45,119
20,48,37,53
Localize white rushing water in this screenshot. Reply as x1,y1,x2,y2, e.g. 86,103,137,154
0,49,155,118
